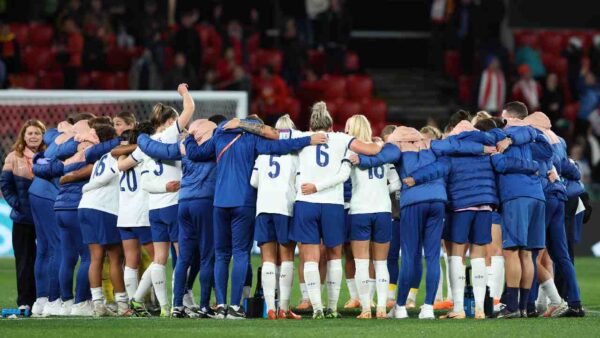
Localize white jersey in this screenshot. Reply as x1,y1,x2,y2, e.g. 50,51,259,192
131,122,182,210
293,131,355,205
79,153,119,215
348,152,397,214
253,153,298,217
117,164,150,228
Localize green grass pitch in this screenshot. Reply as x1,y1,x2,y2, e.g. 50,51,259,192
1,256,599,337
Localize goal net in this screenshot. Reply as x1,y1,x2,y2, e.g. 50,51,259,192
0,90,247,160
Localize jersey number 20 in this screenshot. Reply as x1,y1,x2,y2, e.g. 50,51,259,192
120,170,138,192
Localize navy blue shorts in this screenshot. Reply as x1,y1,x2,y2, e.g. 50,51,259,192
350,212,392,243
501,198,545,250
79,208,120,245
291,201,345,248
149,204,179,243
491,211,502,226
119,227,153,244
254,213,292,245
445,210,492,245
344,208,351,243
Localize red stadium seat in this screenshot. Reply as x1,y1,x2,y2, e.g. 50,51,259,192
514,30,539,48
77,72,94,89
22,47,55,73
106,47,133,71
308,49,326,74
539,31,566,55
336,100,362,124
321,75,346,100
324,99,341,120
346,75,373,100
345,51,360,73
541,54,568,79
38,71,65,89
246,33,260,55
444,50,460,80
371,121,387,138
250,49,283,73
563,103,579,121
458,75,473,104
362,98,387,125
97,72,129,90
564,30,593,52
9,23,28,46
8,73,38,89
282,97,301,122
29,24,54,47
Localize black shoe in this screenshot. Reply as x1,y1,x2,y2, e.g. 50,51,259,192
171,307,189,318
226,306,246,320
199,306,216,319
555,306,586,318
214,305,227,319
496,308,521,319
526,309,539,318
147,304,162,316
519,310,528,318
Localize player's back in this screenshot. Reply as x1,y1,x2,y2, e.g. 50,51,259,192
117,164,150,228
255,153,298,216
349,161,393,214
295,131,353,205
79,153,119,215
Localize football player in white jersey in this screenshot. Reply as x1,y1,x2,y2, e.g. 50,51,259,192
249,115,302,320
117,84,194,316
303,115,401,319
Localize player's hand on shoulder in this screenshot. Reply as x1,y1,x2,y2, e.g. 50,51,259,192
166,180,181,192
223,118,240,130
402,177,416,187
310,133,327,145
484,145,498,155
349,154,360,165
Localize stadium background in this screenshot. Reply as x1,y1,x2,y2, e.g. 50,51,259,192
0,0,599,258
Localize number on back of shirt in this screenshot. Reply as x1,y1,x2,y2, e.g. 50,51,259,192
316,144,329,167
153,160,164,176
94,154,108,177
268,155,280,178
368,166,384,179
120,170,138,192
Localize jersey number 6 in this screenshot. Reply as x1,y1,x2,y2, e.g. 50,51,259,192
316,144,329,167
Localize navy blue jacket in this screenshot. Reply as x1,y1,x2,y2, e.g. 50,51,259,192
137,134,217,201
184,126,312,208
29,129,61,201
358,137,485,208
1,153,33,224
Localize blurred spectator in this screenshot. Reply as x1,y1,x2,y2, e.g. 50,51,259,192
173,11,202,71
252,65,289,116
224,21,244,64
515,43,546,80
541,73,564,125
577,69,600,136
281,18,308,89
589,34,600,78
563,37,584,101
82,0,109,33
219,66,251,93
315,0,351,74
116,24,135,49
58,0,85,27
476,56,505,115
0,22,20,86
55,17,84,89
428,0,453,72
215,47,239,85
163,52,198,89
135,0,166,46
129,48,162,90
82,25,106,71
512,64,542,112
451,0,478,75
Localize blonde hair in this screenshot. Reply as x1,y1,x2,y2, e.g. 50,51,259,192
345,114,372,142
275,114,296,130
309,101,333,131
471,111,492,125
420,126,442,140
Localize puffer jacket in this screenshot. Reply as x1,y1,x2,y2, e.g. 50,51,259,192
1,150,35,224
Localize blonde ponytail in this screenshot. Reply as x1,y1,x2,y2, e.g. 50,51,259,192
309,101,333,131
275,114,297,130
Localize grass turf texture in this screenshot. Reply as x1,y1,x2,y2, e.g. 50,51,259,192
1,256,599,337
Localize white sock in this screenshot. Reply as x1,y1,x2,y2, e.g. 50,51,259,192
124,266,138,301
354,259,371,312
443,252,452,301
134,264,153,302
449,256,465,313
150,263,168,307
91,287,104,303
115,292,128,304
490,256,505,299
275,265,281,300
536,285,548,306
369,278,376,301
262,262,277,311
304,262,322,311
374,260,389,310
346,278,359,300
326,259,343,311
300,283,309,301
471,258,487,311
279,261,294,311
436,260,444,302
540,279,562,306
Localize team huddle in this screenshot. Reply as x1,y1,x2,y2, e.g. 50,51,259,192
0,83,587,321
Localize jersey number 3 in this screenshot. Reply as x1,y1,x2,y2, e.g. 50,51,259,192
316,144,329,167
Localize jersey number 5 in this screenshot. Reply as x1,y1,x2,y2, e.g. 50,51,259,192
268,155,280,178
316,144,329,167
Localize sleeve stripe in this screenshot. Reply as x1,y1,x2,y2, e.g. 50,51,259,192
110,168,116,174
347,137,356,150
140,170,149,175
130,153,139,162
341,159,352,164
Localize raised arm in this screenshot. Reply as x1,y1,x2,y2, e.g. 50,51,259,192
176,83,195,129
137,134,182,161
184,134,216,162
492,154,539,175
356,143,401,169
85,138,121,164
302,161,352,195
431,138,494,156
60,164,93,184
